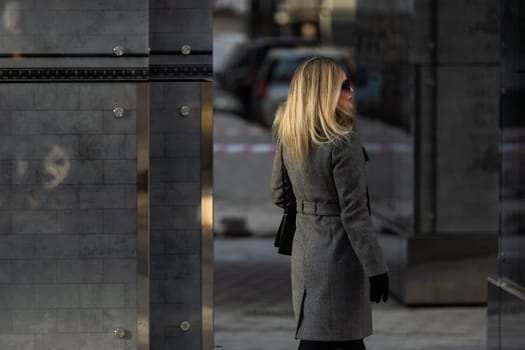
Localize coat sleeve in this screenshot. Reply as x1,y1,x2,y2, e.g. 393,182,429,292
270,144,295,209
332,137,388,277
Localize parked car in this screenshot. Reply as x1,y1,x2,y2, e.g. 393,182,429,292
215,36,319,118
251,46,363,127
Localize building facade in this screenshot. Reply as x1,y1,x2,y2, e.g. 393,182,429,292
0,1,212,349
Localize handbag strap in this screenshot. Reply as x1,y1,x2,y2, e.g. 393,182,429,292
281,146,287,207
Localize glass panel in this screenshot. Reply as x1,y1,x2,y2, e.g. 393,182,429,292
500,0,525,287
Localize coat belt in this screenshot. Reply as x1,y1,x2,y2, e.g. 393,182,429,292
297,200,340,216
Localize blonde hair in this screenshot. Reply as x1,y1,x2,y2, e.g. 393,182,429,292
272,56,353,167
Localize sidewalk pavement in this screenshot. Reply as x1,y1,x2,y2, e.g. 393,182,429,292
214,237,486,350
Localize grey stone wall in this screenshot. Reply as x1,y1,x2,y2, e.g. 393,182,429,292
0,0,148,55
432,0,500,234
149,82,202,350
0,0,212,348
0,83,138,350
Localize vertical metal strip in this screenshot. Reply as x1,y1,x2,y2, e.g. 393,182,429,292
201,82,214,350
137,82,150,350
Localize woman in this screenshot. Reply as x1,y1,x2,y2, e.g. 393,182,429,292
270,57,389,350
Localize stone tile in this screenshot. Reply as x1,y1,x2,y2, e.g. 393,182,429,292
0,85,34,110
151,182,200,206
80,284,126,308
64,160,104,184
0,285,34,308
0,160,11,184
150,231,165,255
150,108,201,132
0,259,10,282
79,185,126,209
79,333,127,350
125,135,136,159
113,0,149,10
11,260,56,283
103,11,148,35
12,210,57,234
57,209,103,234
0,309,12,330
103,209,136,234
11,186,79,210
150,279,165,304
34,235,79,258
79,84,125,110
33,135,79,159
150,133,164,158
0,334,34,350
124,184,137,209
124,283,136,308
34,334,79,350
0,112,12,135
102,308,137,332
0,185,9,209
165,230,201,255
57,259,103,283
151,255,190,280
164,132,200,157
0,236,34,259
0,136,35,159
34,284,80,308
0,211,12,235
57,111,103,134
53,10,105,35
57,309,103,332
11,160,40,185
11,111,57,135
164,278,201,304
150,328,201,350
103,110,136,134
150,206,200,230
150,33,212,53
103,259,136,283
164,0,204,8
79,235,136,258
150,158,200,182
150,8,209,34
12,310,57,333
79,135,125,159
103,160,136,184
35,84,80,110
150,303,201,327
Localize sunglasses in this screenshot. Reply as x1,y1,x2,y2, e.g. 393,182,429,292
341,79,352,92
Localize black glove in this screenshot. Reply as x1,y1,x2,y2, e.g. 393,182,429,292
369,272,389,303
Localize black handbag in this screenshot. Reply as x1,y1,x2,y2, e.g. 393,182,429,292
274,148,296,256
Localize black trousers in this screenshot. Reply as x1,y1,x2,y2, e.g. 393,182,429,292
298,339,365,350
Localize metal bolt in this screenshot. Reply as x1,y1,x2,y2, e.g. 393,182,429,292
179,105,191,117
112,107,125,118
181,44,192,55
179,320,191,332
113,327,126,339
113,45,125,57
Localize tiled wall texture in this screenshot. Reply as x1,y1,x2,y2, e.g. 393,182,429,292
0,83,138,350
0,0,148,54
0,0,212,348
149,82,202,350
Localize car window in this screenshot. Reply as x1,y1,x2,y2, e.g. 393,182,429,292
268,55,351,83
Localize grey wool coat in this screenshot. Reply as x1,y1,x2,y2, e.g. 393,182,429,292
270,133,388,341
